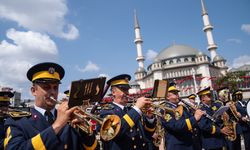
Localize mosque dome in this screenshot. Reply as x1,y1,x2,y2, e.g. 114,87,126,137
135,67,146,73
154,44,200,61
197,51,206,56
213,55,225,62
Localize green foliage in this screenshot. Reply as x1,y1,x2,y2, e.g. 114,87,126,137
215,71,246,92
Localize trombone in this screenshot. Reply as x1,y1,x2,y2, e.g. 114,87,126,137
49,96,121,141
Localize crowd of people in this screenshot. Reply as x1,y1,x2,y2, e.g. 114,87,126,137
0,61,249,150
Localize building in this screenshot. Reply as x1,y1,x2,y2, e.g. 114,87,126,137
229,64,250,99
133,0,228,98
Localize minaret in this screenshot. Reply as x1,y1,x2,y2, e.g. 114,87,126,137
134,10,145,70
201,0,218,61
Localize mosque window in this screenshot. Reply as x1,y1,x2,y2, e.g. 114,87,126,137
184,58,188,62
200,57,203,61
162,61,166,66
169,60,173,64
191,58,195,62
177,58,181,63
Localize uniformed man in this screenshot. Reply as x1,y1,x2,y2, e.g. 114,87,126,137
188,94,196,105
217,87,242,150
4,62,97,150
161,84,205,150
99,74,156,150
0,91,14,149
233,90,250,150
198,87,229,150
187,93,202,150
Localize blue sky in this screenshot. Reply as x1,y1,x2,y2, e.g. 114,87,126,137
0,0,250,100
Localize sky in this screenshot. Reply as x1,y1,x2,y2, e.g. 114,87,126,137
0,0,250,100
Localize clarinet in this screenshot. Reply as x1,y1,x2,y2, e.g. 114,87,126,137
180,99,216,122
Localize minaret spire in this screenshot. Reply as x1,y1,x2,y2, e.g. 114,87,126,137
201,0,208,15
134,10,145,70
201,0,218,61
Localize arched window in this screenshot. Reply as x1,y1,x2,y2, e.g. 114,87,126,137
184,58,188,62
191,58,195,62
169,60,173,64
177,58,181,63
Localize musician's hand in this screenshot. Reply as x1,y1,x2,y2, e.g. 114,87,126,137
145,105,154,119
242,116,248,122
61,98,69,102
220,126,231,136
135,97,151,110
236,112,242,118
194,109,205,121
52,101,77,134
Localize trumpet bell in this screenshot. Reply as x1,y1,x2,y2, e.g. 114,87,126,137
100,115,121,141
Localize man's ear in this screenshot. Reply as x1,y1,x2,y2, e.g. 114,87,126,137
30,85,36,96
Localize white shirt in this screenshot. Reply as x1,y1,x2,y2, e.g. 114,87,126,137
34,104,56,120
112,102,142,116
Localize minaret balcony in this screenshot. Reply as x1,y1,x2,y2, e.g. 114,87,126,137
207,44,218,50
136,56,145,61
203,25,213,32
134,38,143,43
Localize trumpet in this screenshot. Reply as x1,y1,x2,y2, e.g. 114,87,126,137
49,96,121,141
0,108,31,118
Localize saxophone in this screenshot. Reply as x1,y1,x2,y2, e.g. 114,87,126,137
153,116,165,148
222,111,237,141
221,101,239,141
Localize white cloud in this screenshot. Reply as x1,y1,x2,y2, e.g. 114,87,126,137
231,55,250,68
146,49,158,61
241,24,250,35
76,61,100,73
226,38,242,44
98,74,109,78
0,29,58,98
0,0,79,40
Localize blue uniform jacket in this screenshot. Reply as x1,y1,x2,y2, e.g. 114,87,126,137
4,108,97,150
161,101,197,150
100,103,155,150
236,101,250,132
0,118,5,149
198,103,226,149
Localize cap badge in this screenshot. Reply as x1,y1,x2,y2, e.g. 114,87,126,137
48,67,55,74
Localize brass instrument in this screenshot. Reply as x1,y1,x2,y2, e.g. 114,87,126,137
152,115,165,148
49,97,121,141
0,108,31,118
227,101,240,121
222,111,237,141
221,101,239,141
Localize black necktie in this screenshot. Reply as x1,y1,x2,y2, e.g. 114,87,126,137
123,106,129,113
45,111,54,125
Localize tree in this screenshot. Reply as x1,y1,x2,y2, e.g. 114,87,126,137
215,71,246,93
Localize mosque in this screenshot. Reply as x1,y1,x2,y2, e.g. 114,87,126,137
131,0,228,98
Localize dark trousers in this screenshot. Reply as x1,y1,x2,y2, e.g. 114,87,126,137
205,148,223,150
243,131,250,150
225,134,241,150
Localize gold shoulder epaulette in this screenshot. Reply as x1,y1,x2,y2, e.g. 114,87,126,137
8,111,32,118
214,100,223,105
102,104,114,110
